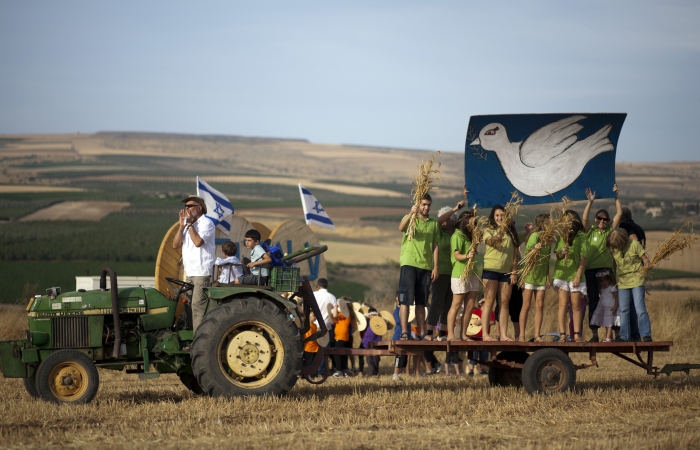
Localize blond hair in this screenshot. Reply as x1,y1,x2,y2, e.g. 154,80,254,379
607,228,629,251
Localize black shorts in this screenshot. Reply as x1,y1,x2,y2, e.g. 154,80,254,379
398,265,431,306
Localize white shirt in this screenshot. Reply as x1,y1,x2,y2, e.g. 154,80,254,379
249,244,269,277
215,256,244,283
313,288,337,328
182,216,216,277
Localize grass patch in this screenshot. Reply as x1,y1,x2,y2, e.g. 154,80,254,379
0,261,155,303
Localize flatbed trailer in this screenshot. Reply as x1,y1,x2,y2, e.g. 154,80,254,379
299,339,694,394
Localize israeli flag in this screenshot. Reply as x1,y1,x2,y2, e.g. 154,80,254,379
197,176,234,234
299,184,335,230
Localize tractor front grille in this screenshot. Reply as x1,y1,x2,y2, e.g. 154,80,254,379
52,317,90,348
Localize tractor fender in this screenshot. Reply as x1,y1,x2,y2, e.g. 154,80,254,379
207,287,297,312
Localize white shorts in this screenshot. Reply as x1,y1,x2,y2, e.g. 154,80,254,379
451,275,480,294
523,283,547,291
553,279,587,295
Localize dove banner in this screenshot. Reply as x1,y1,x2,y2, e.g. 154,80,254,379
464,113,627,208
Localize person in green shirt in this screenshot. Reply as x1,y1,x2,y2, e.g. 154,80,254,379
582,184,622,342
481,205,520,341
425,200,466,340
552,210,588,342
606,228,652,342
398,194,440,340
447,211,479,341
518,214,552,342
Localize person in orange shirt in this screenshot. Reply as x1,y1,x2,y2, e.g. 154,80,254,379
331,297,353,377
303,311,320,366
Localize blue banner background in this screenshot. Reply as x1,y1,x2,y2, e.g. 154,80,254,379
464,113,626,208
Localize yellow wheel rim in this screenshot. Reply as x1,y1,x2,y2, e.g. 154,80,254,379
218,320,284,389
48,362,89,402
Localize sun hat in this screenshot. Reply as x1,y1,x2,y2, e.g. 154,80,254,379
181,195,207,214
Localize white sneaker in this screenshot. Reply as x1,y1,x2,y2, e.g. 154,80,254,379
332,371,342,378
392,374,403,382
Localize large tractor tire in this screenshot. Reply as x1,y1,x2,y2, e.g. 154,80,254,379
35,350,100,404
191,297,303,397
488,351,529,388
178,373,205,395
521,348,576,394
23,371,40,398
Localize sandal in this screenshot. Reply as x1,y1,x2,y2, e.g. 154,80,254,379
573,332,586,343
602,337,612,343
534,335,544,342
420,333,433,341
559,333,567,343
400,332,411,341
517,336,526,342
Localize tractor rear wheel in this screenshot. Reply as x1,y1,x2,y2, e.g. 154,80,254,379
191,297,302,397
35,350,99,404
178,373,205,395
23,371,39,398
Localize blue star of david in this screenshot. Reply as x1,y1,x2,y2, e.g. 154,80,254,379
312,201,324,214
214,203,225,219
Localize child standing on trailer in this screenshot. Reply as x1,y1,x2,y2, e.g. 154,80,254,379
519,214,552,342
447,210,479,341
589,271,620,342
552,211,589,342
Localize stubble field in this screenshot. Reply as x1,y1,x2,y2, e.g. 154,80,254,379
1,293,700,449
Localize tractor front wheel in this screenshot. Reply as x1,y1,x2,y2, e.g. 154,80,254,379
191,297,302,397
35,350,99,404
23,371,39,398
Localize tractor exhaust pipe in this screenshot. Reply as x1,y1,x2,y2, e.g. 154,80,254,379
100,267,122,359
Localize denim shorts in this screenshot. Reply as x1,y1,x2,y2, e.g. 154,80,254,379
482,270,511,283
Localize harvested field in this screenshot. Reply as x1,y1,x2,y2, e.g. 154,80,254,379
1,295,700,449
323,241,399,264
646,231,700,273
18,201,130,222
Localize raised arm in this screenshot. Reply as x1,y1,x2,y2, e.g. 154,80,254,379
399,205,418,232
611,184,622,229
437,198,466,224
582,187,595,231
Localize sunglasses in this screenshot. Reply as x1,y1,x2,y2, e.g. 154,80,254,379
185,204,199,208
595,216,609,222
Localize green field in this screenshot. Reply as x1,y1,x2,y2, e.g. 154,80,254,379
0,261,156,303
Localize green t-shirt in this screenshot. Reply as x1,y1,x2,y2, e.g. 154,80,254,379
552,232,589,281
399,215,440,270
586,225,613,270
523,232,552,286
483,228,515,274
611,239,646,289
437,229,453,275
451,229,476,278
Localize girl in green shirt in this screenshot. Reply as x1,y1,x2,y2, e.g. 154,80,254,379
447,212,479,341
481,205,520,341
518,214,552,342
552,210,588,342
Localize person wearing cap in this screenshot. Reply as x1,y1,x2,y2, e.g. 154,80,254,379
426,199,466,340
172,195,216,333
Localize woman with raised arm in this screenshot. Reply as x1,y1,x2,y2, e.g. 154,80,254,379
582,184,622,341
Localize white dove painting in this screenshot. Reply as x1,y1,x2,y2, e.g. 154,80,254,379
465,113,626,207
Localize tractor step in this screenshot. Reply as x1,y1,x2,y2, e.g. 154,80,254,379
138,372,161,380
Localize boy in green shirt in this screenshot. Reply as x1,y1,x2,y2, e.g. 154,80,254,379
398,194,440,340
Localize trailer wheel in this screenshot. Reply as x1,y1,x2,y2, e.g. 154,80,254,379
191,297,302,397
178,373,205,395
488,351,529,388
35,350,99,404
23,371,39,398
522,348,576,394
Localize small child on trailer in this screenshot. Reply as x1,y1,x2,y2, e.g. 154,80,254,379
589,270,620,342
214,241,244,285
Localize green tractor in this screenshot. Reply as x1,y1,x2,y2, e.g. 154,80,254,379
0,246,328,404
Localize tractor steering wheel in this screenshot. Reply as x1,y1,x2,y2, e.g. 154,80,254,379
165,277,194,301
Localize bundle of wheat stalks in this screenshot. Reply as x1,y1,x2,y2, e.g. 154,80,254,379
406,152,441,240
461,213,487,281
640,221,700,278
517,198,573,286
493,191,523,249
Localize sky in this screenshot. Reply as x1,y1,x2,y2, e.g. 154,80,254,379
1,1,699,161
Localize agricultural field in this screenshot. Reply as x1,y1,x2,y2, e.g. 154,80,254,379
1,294,700,449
